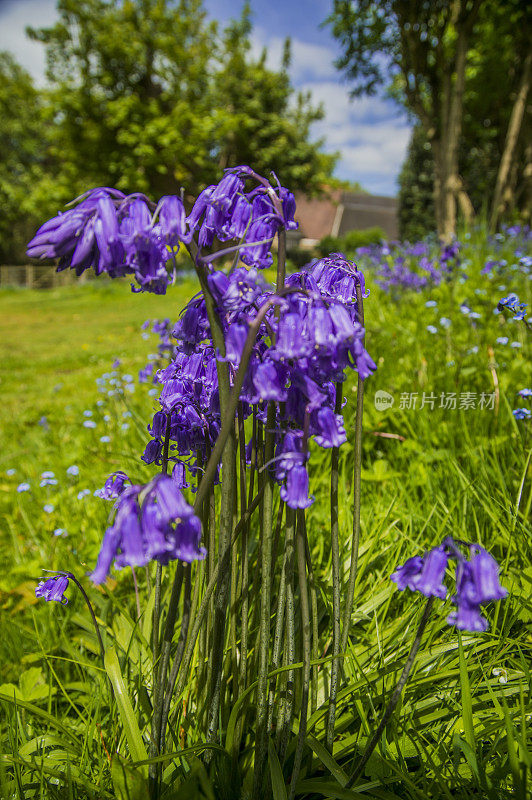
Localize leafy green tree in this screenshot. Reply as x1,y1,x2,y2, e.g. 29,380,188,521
327,0,530,238
397,125,435,241
0,52,52,264
28,0,334,206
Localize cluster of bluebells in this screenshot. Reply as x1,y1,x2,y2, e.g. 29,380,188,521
142,253,375,509
26,167,296,294
356,240,461,293
30,166,373,585
391,536,507,632
90,473,205,583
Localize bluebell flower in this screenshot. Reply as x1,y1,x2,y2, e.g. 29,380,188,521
17,482,30,492
392,537,507,633
35,575,70,604
90,475,205,584
95,471,131,500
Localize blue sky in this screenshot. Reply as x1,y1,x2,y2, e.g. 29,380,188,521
0,0,412,196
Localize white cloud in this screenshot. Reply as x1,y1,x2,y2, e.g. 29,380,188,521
251,31,338,83
0,0,57,84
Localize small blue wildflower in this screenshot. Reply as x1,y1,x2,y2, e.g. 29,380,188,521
459,305,471,314
513,408,531,420
440,317,451,328
148,388,158,397
467,346,479,354
54,528,67,537
39,416,49,428
113,359,121,368
77,489,91,500
123,411,132,418
496,337,509,345
41,471,55,479
425,300,437,308
66,465,79,476
83,420,97,429
100,435,111,443
510,341,522,348
6,468,16,476
104,414,111,422
517,388,532,398
469,311,481,320
43,504,55,513
121,423,130,431
40,478,58,487
96,399,105,407
426,325,438,334
83,410,93,417
17,482,31,492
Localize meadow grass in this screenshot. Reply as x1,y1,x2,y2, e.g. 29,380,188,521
0,233,531,799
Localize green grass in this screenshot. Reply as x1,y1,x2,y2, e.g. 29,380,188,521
0,234,531,800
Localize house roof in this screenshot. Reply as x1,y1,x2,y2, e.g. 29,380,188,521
293,190,398,242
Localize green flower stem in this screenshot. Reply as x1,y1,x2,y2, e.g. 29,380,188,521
302,518,319,716
169,488,264,725
267,506,289,734
150,415,172,794
326,382,343,751
276,507,295,764
233,404,250,756
66,573,105,669
152,562,184,752
345,597,434,789
341,283,365,654
289,509,311,800
252,402,277,800
159,566,192,751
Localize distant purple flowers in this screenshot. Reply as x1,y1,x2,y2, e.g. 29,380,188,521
391,536,507,632
356,240,461,293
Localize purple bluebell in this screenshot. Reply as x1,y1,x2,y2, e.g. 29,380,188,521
392,537,507,633
90,475,205,584
35,575,70,604
96,471,131,500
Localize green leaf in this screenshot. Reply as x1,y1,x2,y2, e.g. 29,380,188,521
104,646,148,770
268,738,288,800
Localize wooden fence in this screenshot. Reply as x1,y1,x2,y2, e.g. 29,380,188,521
0,265,86,289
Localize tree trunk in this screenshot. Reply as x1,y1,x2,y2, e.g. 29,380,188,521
440,18,469,242
489,51,532,231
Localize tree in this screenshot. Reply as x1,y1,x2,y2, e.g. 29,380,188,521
28,0,334,207
396,0,531,235
0,52,52,264
397,125,435,241
327,0,485,240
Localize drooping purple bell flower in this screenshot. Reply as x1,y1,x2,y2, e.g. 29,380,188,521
35,575,70,604
391,556,424,591
95,471,131,500
280,463,313,509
